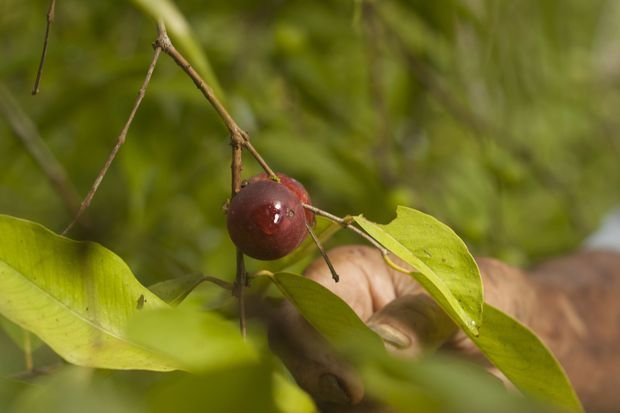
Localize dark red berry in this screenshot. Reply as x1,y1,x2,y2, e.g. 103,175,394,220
227,179,307,260
249,173,315,226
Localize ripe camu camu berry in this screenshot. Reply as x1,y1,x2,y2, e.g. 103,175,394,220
226,173,314,260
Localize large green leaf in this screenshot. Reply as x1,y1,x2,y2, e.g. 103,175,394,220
472,304,583,413
268,272,383,350
131,0,223,98
0,214,175,371
355,206,483,336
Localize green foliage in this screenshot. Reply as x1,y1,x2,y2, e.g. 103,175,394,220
0,214,174,371
474,304,583,413
1,0,616,411
126,307,257,372
355,206,483,336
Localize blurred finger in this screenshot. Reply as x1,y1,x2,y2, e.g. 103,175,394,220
366,294,458,358
268,301,365,405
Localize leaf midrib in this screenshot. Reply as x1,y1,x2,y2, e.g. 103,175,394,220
0,259,156,351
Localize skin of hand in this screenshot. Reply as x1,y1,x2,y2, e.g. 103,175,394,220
268,245,620,413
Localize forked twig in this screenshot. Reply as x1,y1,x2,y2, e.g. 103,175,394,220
151,22,276,181
303,204,386,253
32,0,57,95
303,204,413,275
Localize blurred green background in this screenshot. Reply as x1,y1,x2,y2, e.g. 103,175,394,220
1,0,619,411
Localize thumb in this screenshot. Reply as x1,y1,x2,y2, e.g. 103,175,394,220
366,293,458,357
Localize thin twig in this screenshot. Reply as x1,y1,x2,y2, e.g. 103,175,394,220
153,20,281,338
305,222,339,282
63,41,162,234
32,0,57,95
302,203,389,256
0,83,81,217
152,23,277,179
233,249,247,339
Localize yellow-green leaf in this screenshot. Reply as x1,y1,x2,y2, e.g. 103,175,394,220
0,214,175,371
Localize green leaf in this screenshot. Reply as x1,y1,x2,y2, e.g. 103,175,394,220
362,354,544,413
472,304,583,413
354,206,483,336
0,214,175,371
131,0,224,98
148,274,207,305
147,363,277,413
148,274,232,306
126,307,258,372
8,366,137,413
269,272,383,350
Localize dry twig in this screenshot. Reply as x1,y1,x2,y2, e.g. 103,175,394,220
63,36,162,234
32,0,57,95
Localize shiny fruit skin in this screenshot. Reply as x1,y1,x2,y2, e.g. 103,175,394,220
248,173,315,226
227,179,307,260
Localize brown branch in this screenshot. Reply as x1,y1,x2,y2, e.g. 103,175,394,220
63,39,162,234
233,249,248,338
32,0,57,95
152,23,276,180
153,21,283,338
0,83,81,217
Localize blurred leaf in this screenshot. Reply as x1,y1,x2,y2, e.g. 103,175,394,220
268,272,383,350
0,378,30,413
131,0,223,98
273,372,317,413
363,354,546,413
126,307,257,372
9,366,139,413
147,363,277,413
0,214,175,371
355,206,483,336
471,304,583,413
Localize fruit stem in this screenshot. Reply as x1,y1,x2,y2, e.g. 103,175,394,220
302,203,391,258
305,223,340,282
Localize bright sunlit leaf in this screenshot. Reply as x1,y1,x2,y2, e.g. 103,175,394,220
472,304,583,413
355,206,483,336
0,214,175,371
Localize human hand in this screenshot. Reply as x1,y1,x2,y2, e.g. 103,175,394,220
268,245,536,412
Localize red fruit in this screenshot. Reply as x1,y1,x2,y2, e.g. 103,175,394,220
249,173,315,226
227,179,307,260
